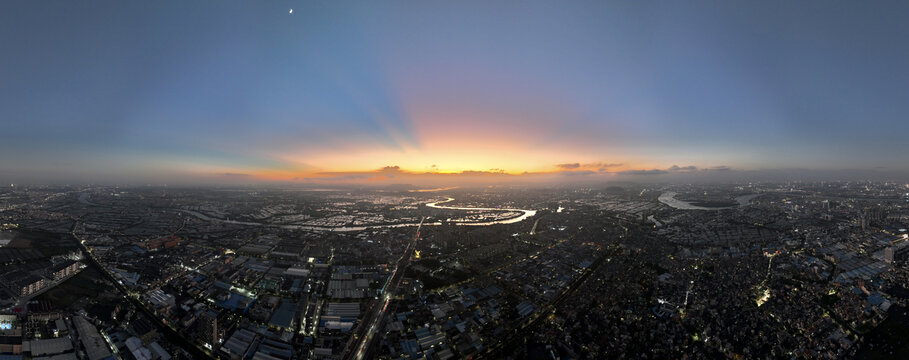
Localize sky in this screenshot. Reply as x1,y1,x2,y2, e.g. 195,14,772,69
2,1,908,185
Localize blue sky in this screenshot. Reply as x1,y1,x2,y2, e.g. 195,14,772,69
2,1,908,184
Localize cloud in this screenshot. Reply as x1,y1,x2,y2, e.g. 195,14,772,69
585,162,623,169
557,162,622,171
556,163,581,169
305,165,404,181
295,163,737,184
458,169,508,176
614,165,733,176
303,174,373,182
668,165,698,172
616,169,669,175
558,170,596,176
704,165,732,171
556,162,623,173
219,172,252,177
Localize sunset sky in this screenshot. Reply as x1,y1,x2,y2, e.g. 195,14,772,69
2,1,909,184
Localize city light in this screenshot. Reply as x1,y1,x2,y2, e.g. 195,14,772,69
2,2,908,358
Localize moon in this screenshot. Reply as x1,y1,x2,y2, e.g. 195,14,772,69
289,9,293,14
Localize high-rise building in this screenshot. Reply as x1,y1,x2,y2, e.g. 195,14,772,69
198,310,219,349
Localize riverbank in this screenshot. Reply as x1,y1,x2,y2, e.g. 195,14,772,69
176,197,537,232
659,192,764,210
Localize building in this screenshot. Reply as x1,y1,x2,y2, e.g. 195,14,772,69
268,300,296,330
219,328,257,360
147,235,184,250
890,241,909,263
0,314,22,354
2,271,45,297
49,260,81,280
198,310,220,349
72,316,114,360
147,289,175,309
125,337,153,360
25,300,62,335
149,342,171,360
23,336,73,357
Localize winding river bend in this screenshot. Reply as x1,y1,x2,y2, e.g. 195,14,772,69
425,198,538,226
175,198,536,232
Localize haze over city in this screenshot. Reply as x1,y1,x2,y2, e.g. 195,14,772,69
3,1,909,185
3,2,909,360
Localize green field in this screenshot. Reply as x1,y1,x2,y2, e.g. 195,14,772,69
36,266,116,310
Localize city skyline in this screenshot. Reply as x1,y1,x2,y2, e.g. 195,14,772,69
3,3,909,358
3,1,909,184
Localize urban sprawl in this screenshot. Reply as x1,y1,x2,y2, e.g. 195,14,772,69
1,182,908,359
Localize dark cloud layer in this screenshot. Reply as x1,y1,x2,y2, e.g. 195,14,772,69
617,169,669,175
556,163,581,169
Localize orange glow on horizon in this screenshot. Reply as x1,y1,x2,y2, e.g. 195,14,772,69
191,108,667,183
212,161,653,183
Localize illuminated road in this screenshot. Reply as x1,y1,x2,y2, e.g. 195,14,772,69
70,220,215,360
530,216,543,235
344,217,425,360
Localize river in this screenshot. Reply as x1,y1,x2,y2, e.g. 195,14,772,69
175,198,536,232
78,193,99,206
425,198,538,226
658,192,764,210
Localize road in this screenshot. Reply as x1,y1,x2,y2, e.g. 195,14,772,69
70,220,216,360
529,215,544,235
343,217,424,360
